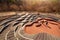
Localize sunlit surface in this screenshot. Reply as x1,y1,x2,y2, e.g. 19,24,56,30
0,12,60,40
24,18,60,37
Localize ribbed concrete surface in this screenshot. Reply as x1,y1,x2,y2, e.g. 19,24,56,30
34,33,60,40
0,12,60,40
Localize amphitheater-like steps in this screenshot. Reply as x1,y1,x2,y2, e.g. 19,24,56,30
34,33,60,40
0,12,60,40
6,30,17,40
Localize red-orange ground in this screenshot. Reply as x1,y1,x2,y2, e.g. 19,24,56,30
24,19,60,37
